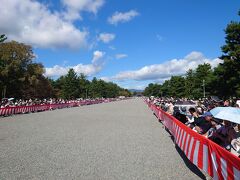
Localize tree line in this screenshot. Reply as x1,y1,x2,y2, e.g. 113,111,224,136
144,11,240,99
0,37,131,99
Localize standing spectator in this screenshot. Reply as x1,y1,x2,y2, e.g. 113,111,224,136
167,101,174,115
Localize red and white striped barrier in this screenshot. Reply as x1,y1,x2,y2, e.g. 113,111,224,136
0,99,119,117
0,103,72,116
146,101,240,180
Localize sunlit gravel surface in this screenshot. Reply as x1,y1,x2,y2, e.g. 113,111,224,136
0,98,206,179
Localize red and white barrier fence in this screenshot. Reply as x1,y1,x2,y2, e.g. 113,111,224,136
0,99,118,117
146,101,240,180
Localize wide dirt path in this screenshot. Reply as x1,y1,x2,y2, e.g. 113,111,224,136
0,98,206,179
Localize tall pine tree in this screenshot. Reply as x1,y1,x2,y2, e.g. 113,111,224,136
213,11,240,98
62,69,79,99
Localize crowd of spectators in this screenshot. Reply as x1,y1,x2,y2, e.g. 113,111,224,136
0,98,83,108
148,96,240,158
0,98,112,108
0,97,121,118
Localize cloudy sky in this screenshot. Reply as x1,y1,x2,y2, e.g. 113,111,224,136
1,0,239,90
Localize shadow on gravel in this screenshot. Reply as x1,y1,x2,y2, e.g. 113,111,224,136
157,119,208,180
175,145,207,180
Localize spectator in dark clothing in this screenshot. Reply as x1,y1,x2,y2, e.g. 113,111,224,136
187,107,200,128
174,111,188,124
173,106,188,124
193,112,213,135
189,107,199,118
209,120,237,151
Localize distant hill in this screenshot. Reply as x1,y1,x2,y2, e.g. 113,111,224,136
128,89,143,93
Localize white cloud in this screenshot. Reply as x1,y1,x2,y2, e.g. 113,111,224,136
62,0,104,21
0,0,95,49
98,33,115,43
45,65,69,77
115,54,128,59
45,50,105,77
92,50,105,64
99,77,111,82
108,10,139,25
113,51,222,81
100,52,222,90
122,84,146,90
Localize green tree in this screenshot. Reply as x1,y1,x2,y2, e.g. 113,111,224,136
62,68,79,99
168,76,186,97
185,69,195,98
97,79,107,98
0,41,54,98
119,89,131,97
161,80,171,97
22,63,53,98
33,76,54,99
213,12,240,98
143,83,161,97
193,63,214,98
50,76,65,98
89,77,100,98
0,41,35,98
105,82,120,98
78,73,90,98
87,77,126,98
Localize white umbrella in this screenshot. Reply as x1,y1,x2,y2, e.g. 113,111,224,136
210,107,240,124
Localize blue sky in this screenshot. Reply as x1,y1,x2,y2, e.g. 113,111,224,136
1,0,240,89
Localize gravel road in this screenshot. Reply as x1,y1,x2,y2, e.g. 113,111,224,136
0,98,207,179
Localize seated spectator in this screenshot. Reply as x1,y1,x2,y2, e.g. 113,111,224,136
173,106,180,116
174,111,188,124
206,118,222,138
209,120,237,151
189,107,199,117
193,112,213,135
186,107,200,127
